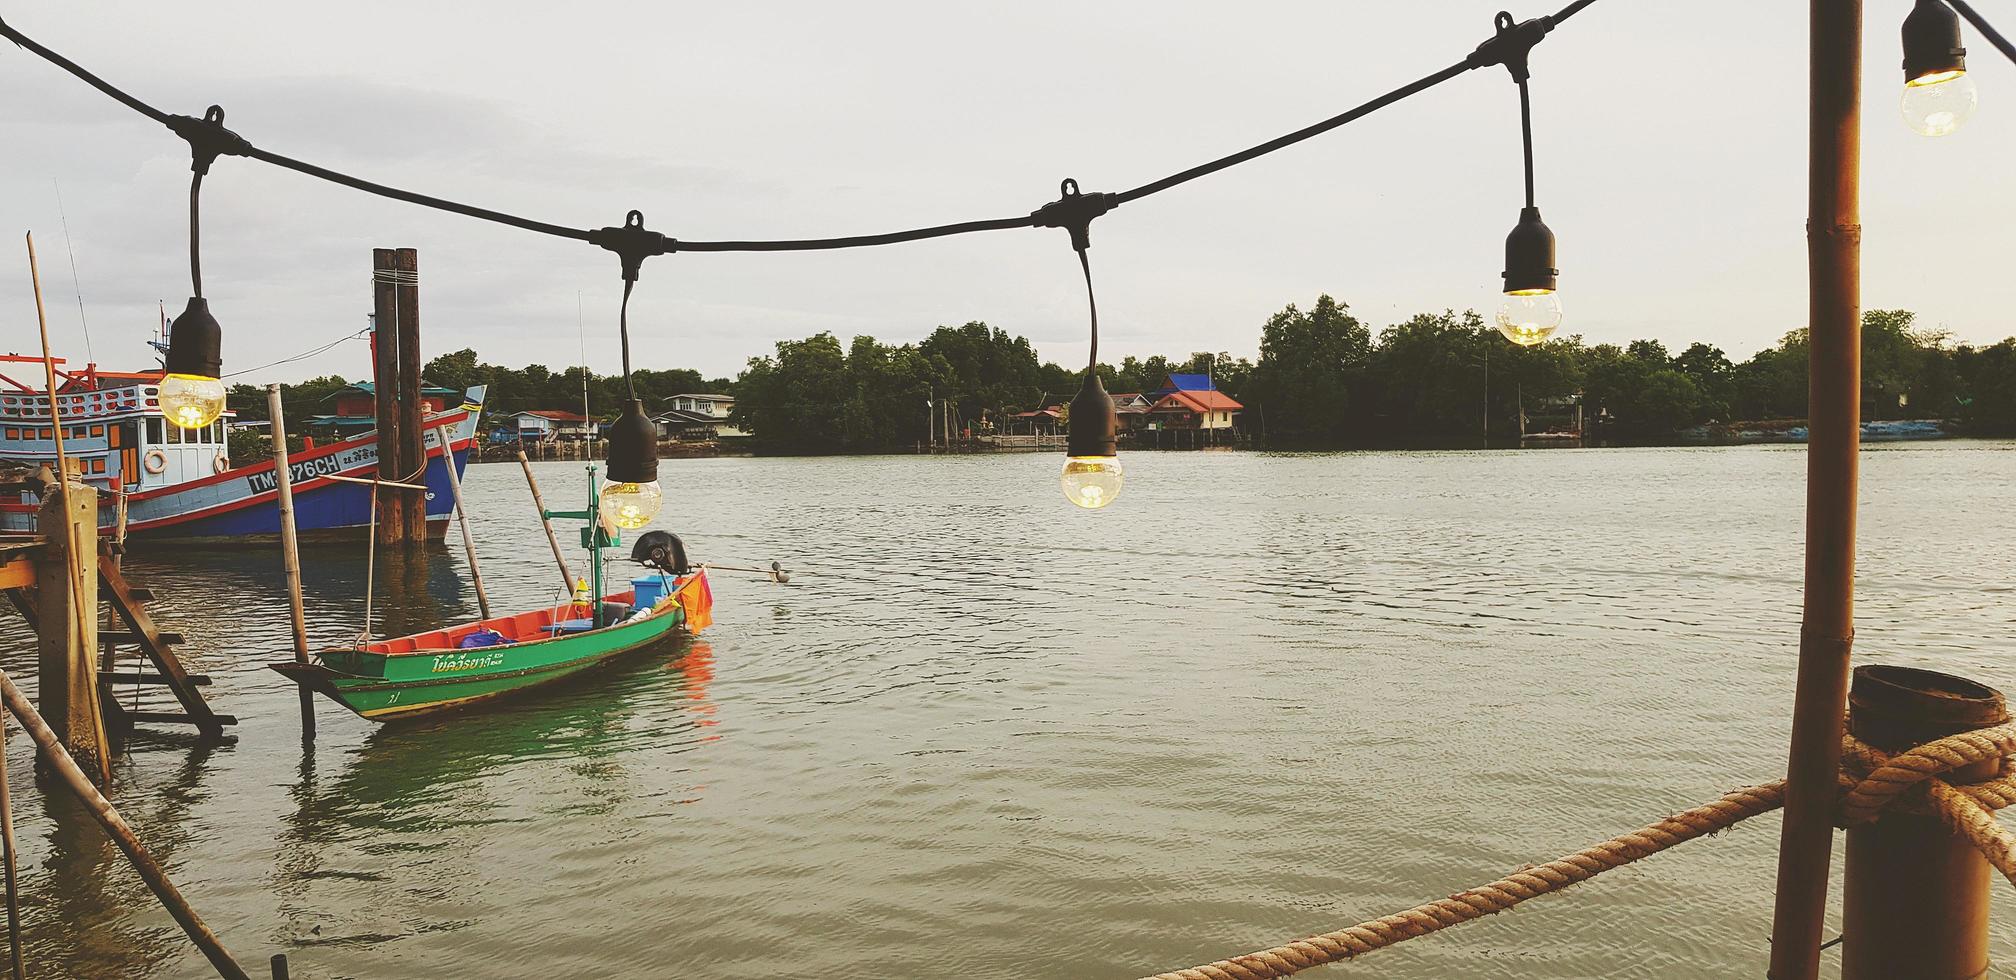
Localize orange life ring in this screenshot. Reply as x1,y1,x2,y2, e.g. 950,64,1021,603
214,455,230,474
142,449,166,475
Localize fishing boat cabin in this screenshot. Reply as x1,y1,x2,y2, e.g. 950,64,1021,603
0,356,231,492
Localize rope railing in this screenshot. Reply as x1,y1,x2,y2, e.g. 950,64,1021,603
1139,723,2016,980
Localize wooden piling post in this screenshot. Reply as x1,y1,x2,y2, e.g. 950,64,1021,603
28,233,111,785
1840,666,2002,979
395,248,428,546
436,425,489,618
1767,1,1862,977
518,450,575,594
266,386,316,742
369,249,406,548
36,469,109,784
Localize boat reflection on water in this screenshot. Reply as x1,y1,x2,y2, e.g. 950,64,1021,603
268,632,720,955
671,640,721,744
21,743,217,980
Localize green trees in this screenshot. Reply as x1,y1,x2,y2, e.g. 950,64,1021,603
733,332,958,453
1245,295,1372,442
223,303,2016,453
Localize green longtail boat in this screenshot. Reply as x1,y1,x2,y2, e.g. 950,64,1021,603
273,464,713,721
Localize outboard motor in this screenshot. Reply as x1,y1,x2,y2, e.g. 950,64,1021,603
629,530,691,575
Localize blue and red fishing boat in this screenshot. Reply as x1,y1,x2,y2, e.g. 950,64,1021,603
0,353,484,545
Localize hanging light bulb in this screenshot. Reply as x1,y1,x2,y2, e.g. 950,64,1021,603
1901,0,1978,136
1030,178,1124,510
1497,206,1560,347
1061,373,1122,509
160,297,226,428
600,398,662,530
159,106,238,430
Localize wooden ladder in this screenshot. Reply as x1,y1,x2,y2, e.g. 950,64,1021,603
96,557,235,738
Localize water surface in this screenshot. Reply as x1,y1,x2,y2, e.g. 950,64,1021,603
4,443,2012,979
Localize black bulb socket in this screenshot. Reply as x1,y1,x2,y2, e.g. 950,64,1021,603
605,398,660,484
1503,206,1558,294
1902,0,1968,82
163,297,223,378
1065,373,1118,459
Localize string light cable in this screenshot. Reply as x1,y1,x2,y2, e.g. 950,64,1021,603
0,3,1616,509
4,3,1601,270
1947,0,2016,65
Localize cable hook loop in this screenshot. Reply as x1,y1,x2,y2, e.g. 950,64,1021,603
1032,176,1117,253
1467,9,1556,82
589,209,676,282
165,103,251,176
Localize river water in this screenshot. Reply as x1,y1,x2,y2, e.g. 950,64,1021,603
4,443,2013,979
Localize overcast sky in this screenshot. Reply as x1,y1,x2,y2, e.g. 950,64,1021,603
2,1,2012,386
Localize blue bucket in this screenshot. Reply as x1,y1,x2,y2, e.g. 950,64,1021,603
631,575,673,609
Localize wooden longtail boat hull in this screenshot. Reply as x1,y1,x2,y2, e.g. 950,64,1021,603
272,577,706,721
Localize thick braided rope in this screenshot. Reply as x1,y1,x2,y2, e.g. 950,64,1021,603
1841,731,2016,887
1923,780,2016,887
1137,782,1785,980
1840,723,2016,826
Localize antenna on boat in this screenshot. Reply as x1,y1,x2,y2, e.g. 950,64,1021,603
577,290,591,425
52,180,93,364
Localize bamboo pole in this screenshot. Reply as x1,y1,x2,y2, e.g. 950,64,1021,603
26,233,110,786
1767,1,1862,977
0,670,249,980
265,386,315,743
517,450,573,593
0,714,22,980
435,426,489,618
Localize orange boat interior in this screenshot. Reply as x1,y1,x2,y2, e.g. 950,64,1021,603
364,588,643,655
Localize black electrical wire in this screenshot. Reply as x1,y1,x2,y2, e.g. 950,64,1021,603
1077,248,1098,373
1946,0,2016,66
0,17,170,124
618,278,637,400
1518,79,1536,209
240,145,594,243
0,17,593,244
1117,60,1472,205
188,170,204,298
3,2,1602,257
678,214,1037,252
1551,0,1601,26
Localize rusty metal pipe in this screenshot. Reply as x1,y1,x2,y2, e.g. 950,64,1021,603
1842,665,2004,979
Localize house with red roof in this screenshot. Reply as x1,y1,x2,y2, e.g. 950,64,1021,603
1145,375,1242,431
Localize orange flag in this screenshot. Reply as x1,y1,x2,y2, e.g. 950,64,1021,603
675,570,714,632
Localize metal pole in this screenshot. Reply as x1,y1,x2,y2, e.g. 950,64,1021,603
0,713,23,980
517,450,574,593
587,466,604,624
435,426,489,618
0,670,250,980
265,386,315,743
1768,0,1861,976
1841,665,2002,979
